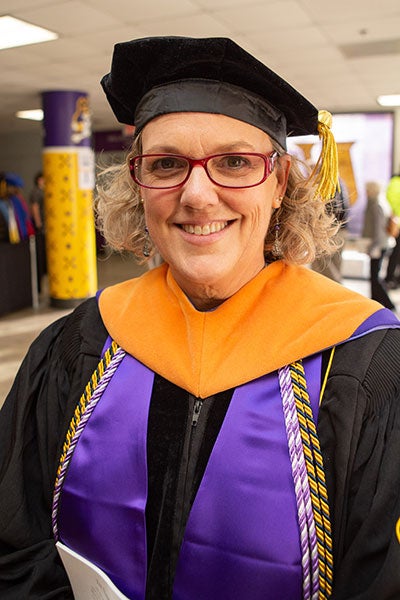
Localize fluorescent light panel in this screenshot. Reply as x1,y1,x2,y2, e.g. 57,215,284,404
0,15,58,51
377,94,400,107
16,109,44,121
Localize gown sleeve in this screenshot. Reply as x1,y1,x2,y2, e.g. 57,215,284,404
0,297,107,599
319,327,400,599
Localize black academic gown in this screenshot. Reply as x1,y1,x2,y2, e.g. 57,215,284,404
1,297,400,599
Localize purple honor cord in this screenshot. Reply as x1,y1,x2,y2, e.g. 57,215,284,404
279,364,319,600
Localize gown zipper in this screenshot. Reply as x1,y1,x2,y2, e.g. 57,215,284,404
146,378,233,600
192,398,203,428
175,396,204,556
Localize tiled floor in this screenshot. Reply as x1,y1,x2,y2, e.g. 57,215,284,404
1,251,399,407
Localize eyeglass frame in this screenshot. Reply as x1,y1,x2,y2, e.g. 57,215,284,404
129,151,280,190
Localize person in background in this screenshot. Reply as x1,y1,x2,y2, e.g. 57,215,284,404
1,36,400,600
29,171,47,293
29,171,45,232
362,181,395,310
384,169,400,288
311,178,349,282
4,172,35,242
0,172,10,242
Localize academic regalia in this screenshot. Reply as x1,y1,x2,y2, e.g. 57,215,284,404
1,262,400,599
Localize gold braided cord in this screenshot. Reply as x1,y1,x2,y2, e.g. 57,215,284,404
320,347,335,406
55,340,120,481
309,110,339,202
290,360,333,598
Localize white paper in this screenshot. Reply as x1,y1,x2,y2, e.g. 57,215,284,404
77,147,95,190
56,541,130,600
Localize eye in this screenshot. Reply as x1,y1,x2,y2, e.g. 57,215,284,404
150,156,186,172
219,155,252,170
212,154,254,175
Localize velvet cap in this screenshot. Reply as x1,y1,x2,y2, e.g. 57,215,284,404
101,36,319,150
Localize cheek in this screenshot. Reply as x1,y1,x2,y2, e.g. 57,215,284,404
143,188,178,218
144,201,177,250
250,204,275,247
143,196,170,226
245,197,273,229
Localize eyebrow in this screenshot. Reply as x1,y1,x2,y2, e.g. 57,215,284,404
143,141,265,155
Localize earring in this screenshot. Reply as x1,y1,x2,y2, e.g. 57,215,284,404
272,221,281,257
143,226,151,257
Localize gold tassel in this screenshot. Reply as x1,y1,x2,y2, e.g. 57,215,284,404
310,110,339,201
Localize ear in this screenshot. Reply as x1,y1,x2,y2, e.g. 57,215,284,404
272,153,291,208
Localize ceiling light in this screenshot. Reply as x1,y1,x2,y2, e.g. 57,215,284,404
377,94,400,107
0,16,58,51
16,109,44,121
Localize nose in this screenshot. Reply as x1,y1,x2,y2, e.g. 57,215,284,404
179,164,219,208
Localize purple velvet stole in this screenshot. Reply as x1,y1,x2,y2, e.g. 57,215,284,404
58,352,321,599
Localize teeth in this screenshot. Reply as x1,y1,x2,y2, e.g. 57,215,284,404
182,221,228,235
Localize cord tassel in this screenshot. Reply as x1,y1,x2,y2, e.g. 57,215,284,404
310,110,339,201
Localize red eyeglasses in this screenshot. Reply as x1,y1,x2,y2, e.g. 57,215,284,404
129,151,279,189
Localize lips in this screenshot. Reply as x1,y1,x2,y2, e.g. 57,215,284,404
180,221,228,235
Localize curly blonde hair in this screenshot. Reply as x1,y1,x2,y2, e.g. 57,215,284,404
95,134,340,265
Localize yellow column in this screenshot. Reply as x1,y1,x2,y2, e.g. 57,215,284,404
43,148,97,304
42,91,97,308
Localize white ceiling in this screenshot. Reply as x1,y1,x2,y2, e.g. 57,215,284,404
1,0,400,135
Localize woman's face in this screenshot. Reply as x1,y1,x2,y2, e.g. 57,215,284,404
140,112,290,309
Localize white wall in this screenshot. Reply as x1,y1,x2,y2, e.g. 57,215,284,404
393,109,400,175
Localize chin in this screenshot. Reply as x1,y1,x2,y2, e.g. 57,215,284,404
172,256,233,286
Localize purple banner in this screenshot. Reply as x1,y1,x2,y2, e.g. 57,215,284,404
42,90,92,147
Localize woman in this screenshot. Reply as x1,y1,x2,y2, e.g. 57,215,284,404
1,37,400,600
362,181,395,309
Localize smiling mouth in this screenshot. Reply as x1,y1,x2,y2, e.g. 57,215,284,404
180,221,229,236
